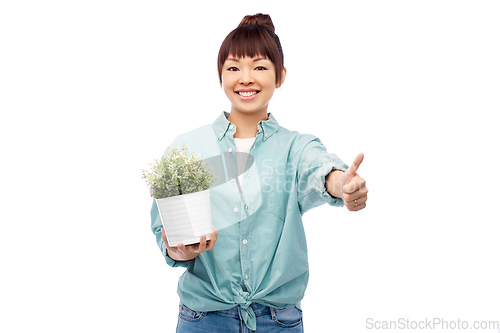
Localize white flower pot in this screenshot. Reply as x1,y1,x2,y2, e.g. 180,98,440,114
155,189,212,247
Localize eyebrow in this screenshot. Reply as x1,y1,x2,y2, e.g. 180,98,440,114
226,57,269,62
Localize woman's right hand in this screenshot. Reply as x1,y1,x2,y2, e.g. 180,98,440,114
162,226,218,261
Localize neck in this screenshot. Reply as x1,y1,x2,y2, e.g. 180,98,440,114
227,108,268,139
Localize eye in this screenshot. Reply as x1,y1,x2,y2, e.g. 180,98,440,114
255,66,267,71
227,67,239,71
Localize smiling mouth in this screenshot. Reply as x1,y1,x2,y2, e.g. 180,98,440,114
237,91,260,97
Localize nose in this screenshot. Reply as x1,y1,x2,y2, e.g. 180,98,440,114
239,69,254,85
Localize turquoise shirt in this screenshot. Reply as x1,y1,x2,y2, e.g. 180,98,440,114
150,111,349,330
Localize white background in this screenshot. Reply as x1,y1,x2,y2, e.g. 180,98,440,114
1,1,499,332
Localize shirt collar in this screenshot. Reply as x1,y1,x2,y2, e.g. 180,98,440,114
213,111,279,142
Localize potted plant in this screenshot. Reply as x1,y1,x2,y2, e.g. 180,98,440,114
142,143,218,247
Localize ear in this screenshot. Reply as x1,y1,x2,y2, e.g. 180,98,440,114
276,67,287,88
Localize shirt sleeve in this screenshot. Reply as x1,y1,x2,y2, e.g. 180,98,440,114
296,134,349,215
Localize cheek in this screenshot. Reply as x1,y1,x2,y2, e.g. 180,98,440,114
222,85,238,103
222,85,234,98
221,76,235,91
221,81,231,95
263,79,277,94
263,75,277,89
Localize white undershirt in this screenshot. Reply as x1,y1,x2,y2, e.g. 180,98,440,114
233,137,256,189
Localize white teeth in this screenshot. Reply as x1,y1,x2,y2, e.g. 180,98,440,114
238,91,257,97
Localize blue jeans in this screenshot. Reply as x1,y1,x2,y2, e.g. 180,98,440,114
176,302,304,333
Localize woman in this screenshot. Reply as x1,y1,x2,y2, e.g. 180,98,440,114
151,13,368,332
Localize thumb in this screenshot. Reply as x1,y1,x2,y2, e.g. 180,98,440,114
343,153,364,182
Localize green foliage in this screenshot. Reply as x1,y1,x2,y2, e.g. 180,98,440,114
142,144,218,199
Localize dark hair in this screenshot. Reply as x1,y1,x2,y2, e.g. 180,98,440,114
217,13,284,85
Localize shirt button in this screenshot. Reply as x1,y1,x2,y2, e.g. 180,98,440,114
229,125,233,130
247,175,250,179
228,148,233,152
234,207,238,213
245,275,249,280
265,133,268,137
219,132,223,137
242,239,248,245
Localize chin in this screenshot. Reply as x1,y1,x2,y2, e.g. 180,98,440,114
233,106,266,114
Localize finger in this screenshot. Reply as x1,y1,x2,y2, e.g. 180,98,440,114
344,192,368,210
347,195,367,206
344,190,367,203
206,236,215,251
344,153,364,180
197,235,207,254
349,202,367,212
177,242,187,254
206,227,218,251
211,226,218,242
343,176,366,194
343,187,368,203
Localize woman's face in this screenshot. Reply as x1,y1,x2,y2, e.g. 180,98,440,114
221,55,284,116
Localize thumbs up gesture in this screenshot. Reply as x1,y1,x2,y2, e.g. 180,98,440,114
326,153,368,211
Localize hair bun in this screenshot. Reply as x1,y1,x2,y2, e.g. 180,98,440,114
238,13,275,32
